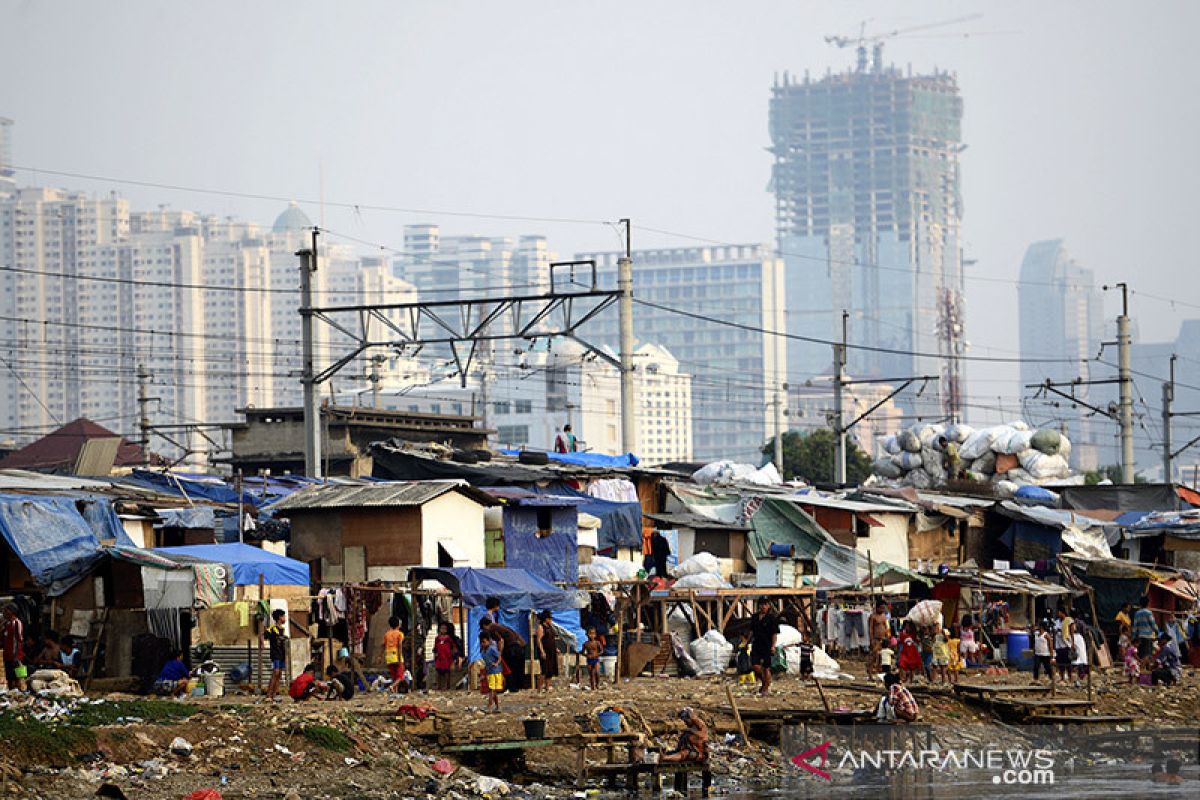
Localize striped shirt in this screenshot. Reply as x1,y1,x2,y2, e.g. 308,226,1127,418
1132,608,1159,641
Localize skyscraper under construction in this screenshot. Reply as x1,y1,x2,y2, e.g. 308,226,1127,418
770,53,965,421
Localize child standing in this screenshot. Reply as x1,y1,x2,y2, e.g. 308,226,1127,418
1033,623,1053,682
735,632,755,686
1071,627,1089,686
382,616,406,694
478,633,503,713
959,621,978,667
263,609,288,702
931,629,950,684
879,639,896,676
1123,640,1141,684
581,628,603,690
897,623,922,683
433,622,458,691
798,640,814,678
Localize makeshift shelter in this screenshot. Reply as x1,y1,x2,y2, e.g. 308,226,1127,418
154,543,310,591
411,566,588,662
480,489,583,584
1124,510,1200,568
745,496,863,586
994,502,1115,562
645,511,750,580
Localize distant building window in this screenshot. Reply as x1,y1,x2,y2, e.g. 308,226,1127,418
493,401,511,415
497,424,529,445
514,400,532,414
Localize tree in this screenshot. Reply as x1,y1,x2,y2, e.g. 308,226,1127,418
1084,464,1147,485
761,428,873,485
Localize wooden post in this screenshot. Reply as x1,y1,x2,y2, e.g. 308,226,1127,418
812,676,832,713
1084,633,1093,705
410,576,419,690
867,550,875,601
613,618,623,685
256,573,265,692
459,597,468,693
725,684,748,743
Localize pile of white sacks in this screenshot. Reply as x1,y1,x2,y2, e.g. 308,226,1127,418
871,420,1072,494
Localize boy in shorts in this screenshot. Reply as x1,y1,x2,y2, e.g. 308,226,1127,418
581,628,603,690
263,609,288,701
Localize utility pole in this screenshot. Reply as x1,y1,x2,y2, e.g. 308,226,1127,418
772,383,785,474
1113,283,1135,483
369,353,385,410
617,218,636,455
832,310,848,484
136,363,152,465
1163,354,1175,483
299,229,322,479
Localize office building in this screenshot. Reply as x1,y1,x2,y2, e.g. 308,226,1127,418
770,61,965,420
1017,239,1104,470
577,244,786,463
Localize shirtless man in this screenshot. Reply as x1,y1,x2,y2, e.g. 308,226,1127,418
661,707,708,763
869,601,891,673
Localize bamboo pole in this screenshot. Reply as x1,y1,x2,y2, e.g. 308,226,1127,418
725,683,748,742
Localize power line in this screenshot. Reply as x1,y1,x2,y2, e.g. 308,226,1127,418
10,164,612,227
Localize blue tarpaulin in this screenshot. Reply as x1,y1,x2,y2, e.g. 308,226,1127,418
499,449,640,469
501,504,579,584
418,567,587,611
464,606,586,663
530,484,642,552
78,496,136,547
153,543,310,586
0,494,105,594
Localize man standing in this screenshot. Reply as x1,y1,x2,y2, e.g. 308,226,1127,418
554,424,578,453
1053,607,1075,682
749,599,780,696
2,605,25,691
868,601,891,673
650,529,672,579
1132,596,1160,668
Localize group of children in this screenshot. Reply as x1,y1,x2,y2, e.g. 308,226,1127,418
889,621,963,685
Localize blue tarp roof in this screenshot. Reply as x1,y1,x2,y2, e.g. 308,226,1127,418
153,543,310,586
0,493,108,594
413,566,587,611
531,483,642,551
498,450,640,469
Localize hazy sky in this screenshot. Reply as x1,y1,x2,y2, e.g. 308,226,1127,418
3,0,1198,423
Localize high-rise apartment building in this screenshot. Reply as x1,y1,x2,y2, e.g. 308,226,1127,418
1017,239,1104,470
770,61,965,419
0,117,13,191
577,244,786,463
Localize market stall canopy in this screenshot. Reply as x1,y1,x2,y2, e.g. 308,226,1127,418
409,566,588,611
153,543,310,586
938,567,1071,596
869,561,934,588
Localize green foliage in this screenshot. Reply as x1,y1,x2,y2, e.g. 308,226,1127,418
302,724,351,752
762,428,873,484
66,699,197,727
1084,464,1148,485
0,712,95,765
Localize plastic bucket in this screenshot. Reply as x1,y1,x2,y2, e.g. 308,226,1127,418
768,542,796,558
1005,631,1034,671
597,710,623,734
203,673,225,698
600,656,617,676
13,664,27,680
523,718,546,739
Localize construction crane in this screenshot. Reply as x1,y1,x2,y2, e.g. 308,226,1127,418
825,14,985,72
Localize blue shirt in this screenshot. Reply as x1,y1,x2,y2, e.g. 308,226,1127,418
482,643,502,675
1132,608,1159,640
159,659,188,682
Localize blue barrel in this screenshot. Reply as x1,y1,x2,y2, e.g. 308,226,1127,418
597,710,623,733
768,542,795,558
1006,631,1034,671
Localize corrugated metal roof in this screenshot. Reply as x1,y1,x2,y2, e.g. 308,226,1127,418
0,469,116,492
269,480,496,511
784,493,918,514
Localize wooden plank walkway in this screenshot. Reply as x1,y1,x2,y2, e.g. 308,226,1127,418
954,682,1051,698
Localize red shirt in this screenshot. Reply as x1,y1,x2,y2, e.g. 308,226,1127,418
288,671,315,700
434,635,457,671
2,617,23,663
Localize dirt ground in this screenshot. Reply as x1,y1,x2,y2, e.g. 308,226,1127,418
3,657,1197,799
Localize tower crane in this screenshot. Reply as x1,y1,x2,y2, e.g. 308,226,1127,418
825,13,984,72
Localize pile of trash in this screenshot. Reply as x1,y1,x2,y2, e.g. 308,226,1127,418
872,421,1073,493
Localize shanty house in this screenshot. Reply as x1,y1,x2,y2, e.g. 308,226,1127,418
271,481,499,582
481,488,583,584
645,510,751,580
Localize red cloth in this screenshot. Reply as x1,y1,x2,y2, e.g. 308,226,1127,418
396,704,434,720
2,617,24,663
184,791,224,800
898,635,922,672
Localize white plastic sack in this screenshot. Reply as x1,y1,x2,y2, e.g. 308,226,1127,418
692,461,736,485
943,423,974,444
1019,450,1070,480
872,458,902,479
994,429,1032,455
905,599,943,627
688,629,734,676
970,451,997,475
784,644,845,680
994,479,1020,499
908,469,933,489
674,573,731,589
579,556,641,584
675,552,720,577
884,436,901,455
743,462,783,486
776,624,803,649
892,451,923,470
897,430,921,453
959,430,991,461
1009,420,1031,432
